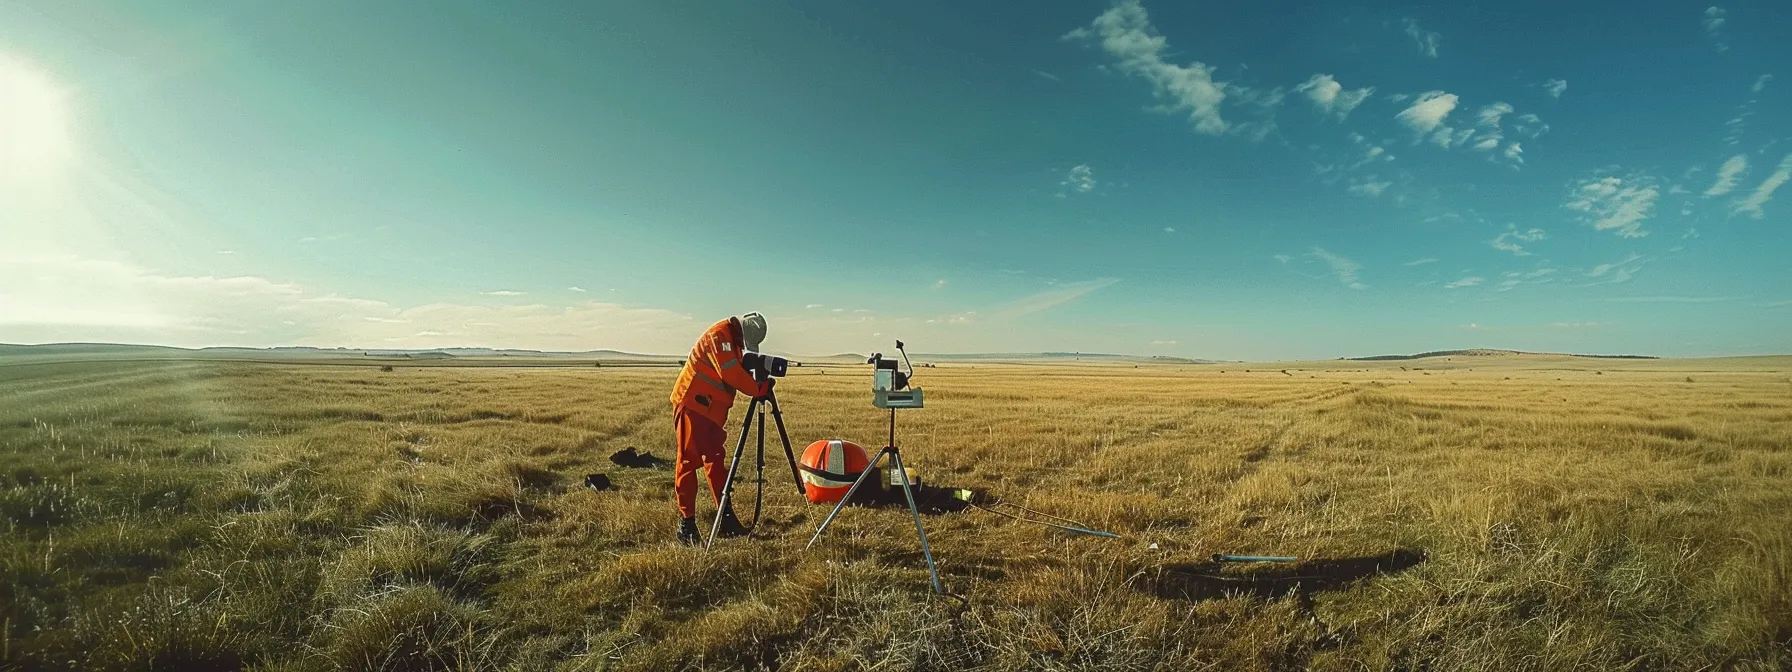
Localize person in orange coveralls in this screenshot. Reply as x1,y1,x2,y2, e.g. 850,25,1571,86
668,312,770,545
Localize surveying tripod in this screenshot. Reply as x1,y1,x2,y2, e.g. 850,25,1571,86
706,379,805,549
805,405,944,594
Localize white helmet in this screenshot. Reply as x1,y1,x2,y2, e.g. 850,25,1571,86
739,312,767,351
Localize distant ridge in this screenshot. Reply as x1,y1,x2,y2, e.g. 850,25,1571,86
1349,349,1658,361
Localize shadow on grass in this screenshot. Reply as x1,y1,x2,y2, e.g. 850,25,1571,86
1140,549,1427,602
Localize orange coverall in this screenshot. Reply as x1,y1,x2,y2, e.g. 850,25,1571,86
669,317,769,519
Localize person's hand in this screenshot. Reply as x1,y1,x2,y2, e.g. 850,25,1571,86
754,378,774,399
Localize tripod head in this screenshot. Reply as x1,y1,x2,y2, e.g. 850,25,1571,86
869,339,922,409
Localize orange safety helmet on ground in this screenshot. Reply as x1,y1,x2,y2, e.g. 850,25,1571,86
799,440,871,504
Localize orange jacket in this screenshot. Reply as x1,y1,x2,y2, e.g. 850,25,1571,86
670,318,769,427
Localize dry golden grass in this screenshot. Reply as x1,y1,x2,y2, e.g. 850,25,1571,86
2,354,1790,670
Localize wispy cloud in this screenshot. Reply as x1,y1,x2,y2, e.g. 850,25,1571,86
1734,153,1792,219
1295,74,1373,120
988,278,1121,320
1753,74,1774,93
1348,178,1392,198
1502,142,1524,166
1404,257,1438,266
1704,155,1749,197
1496,268,1557,291
481,290,526,296
1584,253,1648,284
1512,113,1549,139
1444,276,1483,289
1308,247,1366,290
1163,226,1176,233
1490,226,1546,255
1066,1,1232,135
1606,295,1742,303
1033,69,1061,82
568,286,587,292
1396,91,1458,136
1150,339,1177,345
805,304,824,309
1058,164,1096,196
1703,6,1728,51
1543,79,1568,99
1401,18,1440,58
932,279,947,289
1273,254,1293,264
1565,175,1658,238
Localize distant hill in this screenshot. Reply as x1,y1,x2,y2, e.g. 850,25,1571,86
1349,349,1658,361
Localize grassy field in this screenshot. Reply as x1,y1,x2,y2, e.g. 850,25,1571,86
2,355,1790,670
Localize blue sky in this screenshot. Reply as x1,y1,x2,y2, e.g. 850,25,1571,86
2,0,1789,359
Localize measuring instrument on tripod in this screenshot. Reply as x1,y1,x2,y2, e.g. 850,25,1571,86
806,340,946,595
707,352,806,548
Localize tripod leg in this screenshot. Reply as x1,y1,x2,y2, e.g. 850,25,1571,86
750,406,765,533
767,393,805,497
805,447,891,549
706,398,758,550
891,451,945,595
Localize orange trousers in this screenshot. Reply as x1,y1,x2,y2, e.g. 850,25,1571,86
674,406,731,519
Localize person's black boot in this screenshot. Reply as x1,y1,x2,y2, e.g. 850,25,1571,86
677,517,701,545
717,505,750,538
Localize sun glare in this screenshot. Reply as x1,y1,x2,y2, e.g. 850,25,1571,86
0,54,75,184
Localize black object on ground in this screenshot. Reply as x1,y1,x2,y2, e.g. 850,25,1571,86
583,473,613,491
1140,549,1427,602
848,481,971,515
610,447,672,469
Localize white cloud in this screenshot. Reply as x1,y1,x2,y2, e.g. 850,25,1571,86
1502,142,1523,165
1150,339,1177,345
1703,7,1728,51
1033,69,1062,82
1585,253,1647,284
1163,226,1176,233
481,290,526,296
568,286,587,292
1734,153,1792,219
1444,276,1483,289
1273,254,1293,263
1308,247,1366,290
1513,113,1549,139
1066,1,1231,135
1402,18,1440,58
1543,79,1568,99
805,303,824,309
1566,175,1657,237
1404,257,1439,266
1490,226,1546,255
1060,164,1096,195
1704,155,1749,197
933,279,948,288
1396,91,1459,136
1348,178,1392,197
1753,74,1773,93
1295,74,1373,120
1476,102,1513,127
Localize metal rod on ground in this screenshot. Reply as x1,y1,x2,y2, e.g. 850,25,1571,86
1212,554,1298,563
968,502,1121,539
